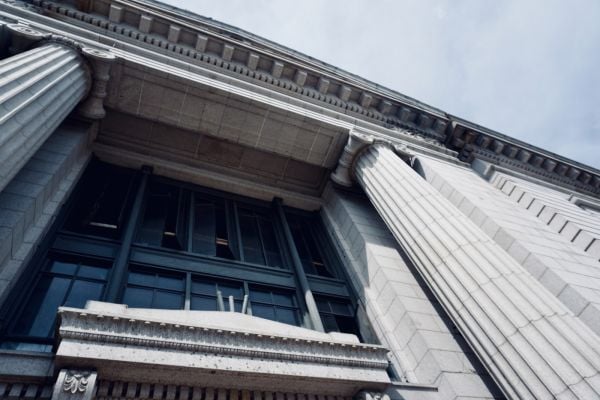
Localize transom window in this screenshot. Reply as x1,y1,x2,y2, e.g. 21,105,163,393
0,159,367,351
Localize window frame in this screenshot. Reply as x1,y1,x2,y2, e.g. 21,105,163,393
0,159,364,349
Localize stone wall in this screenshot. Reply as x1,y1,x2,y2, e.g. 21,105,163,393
321,184,503,400
0,119,92,309
416,156,600,335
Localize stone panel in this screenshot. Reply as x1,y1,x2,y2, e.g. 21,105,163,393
0,120,91,307
322,184,501,399
416,157,600,337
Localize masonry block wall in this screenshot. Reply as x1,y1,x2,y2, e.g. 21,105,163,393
0,120,91,309
416,156,600,335
321,184,503,400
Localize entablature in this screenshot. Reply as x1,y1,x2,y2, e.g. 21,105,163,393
55,302,390,396
447,118,600,197
20,0,451,142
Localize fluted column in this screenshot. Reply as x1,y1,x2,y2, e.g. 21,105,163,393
334,132,600,399
0,24,115,192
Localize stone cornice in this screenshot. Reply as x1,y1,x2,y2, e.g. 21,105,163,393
57,304,389,369
55,302,390,395
447,119,600,196
27,0,450,142
2,0,597,197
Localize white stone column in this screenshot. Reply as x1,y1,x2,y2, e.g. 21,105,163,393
334,133,600,399
0,25,114,193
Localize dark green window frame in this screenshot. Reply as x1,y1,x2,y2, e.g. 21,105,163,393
0,159,365,351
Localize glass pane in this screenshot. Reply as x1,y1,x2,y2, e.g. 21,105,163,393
218,282,243,299
258,219,282,268
334,315,360,336
12,276,70,337
315,298,330,313
153,291,183,309
137,192,168,246
162,187,184,250
191,280,216,295
123,287,153,308
275,308,300,326
49,261,77,275
156,274,185,291
193,202,216,255
77,265,109,281
128,271,155,287
64,161,134,239
330,300,353,316
239,213,265,265
191,296,217,311
321,314,339,333
272,292,295,307
252,303,276,321
63,280,104,308
249,287,272,304
215,204,233,259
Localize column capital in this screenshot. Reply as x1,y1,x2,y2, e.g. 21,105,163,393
7,23,116,120
331,129,413,187
6,23,49,54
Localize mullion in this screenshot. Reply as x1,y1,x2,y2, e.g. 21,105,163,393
187,191,195,253
252,214,269,265
233,202,244,262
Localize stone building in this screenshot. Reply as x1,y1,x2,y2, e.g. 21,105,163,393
0,1,599,399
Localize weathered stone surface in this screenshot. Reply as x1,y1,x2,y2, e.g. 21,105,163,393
350,140,600,399
55,302,390,396
0,35,89,193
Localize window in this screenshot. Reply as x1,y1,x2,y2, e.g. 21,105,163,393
0,159,367,351
63,160,135,239
123,268,186,309
316,296,361,338
2,258,110,352
286,213,336,277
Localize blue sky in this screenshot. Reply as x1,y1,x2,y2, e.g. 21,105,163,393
163,0,600,169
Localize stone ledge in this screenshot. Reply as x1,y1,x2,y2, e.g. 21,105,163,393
55,302,390,395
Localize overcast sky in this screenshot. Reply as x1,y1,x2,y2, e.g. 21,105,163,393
163,0,600,169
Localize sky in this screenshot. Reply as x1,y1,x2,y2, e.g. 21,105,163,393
162,0,600,169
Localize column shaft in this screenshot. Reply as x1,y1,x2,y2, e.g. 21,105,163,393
354,143,600,399
0,42,89,192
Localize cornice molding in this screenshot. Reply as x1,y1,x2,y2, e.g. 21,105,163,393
447,120,600,196
27,0,450,142
2,0,597,197
55,302,390,396
57,303,389,369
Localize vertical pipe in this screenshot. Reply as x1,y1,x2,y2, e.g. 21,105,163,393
273,198,324,332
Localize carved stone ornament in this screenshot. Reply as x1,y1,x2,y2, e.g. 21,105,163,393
6,23,48,54
331,129,415,188
331,130,374,187
354,390,390,400
52,369,97,400
77,47,117,119
63,371,90,394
